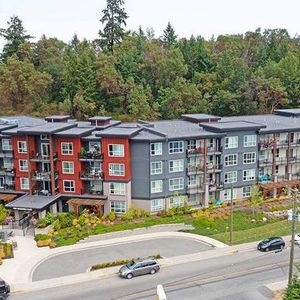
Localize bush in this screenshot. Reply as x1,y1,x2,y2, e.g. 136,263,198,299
34,234,50,241
106,212,116,222
56,212,74,229
0,243,13,259
0,205,9,224
36,240,51,247
166,204,191,217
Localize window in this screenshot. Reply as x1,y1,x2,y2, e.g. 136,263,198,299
188,175,197,186
242,186,252,198
2,139,12,151
19,160,28,172
109,182,125,195
110,201,126,213
109,164,125,176
244,135,257,147
40,134,49,141
151,161,162,175
169,196,184,208
168,141,184,154
225,136,238,149
243,169,256,181
108,144,124,157
169,177,184,191
6,176,13,186
20,178,29,190
61,142,73,155
18,141,27,153
169,159,184,173
3,158,13,169
224,171,237,184
224,154,237,166
243,152,256,164
63,180,75,192
150,143,162,156
151,199,164,212
151,180,163,193
62,161,74,174
223,188,237,201
187,140,196,150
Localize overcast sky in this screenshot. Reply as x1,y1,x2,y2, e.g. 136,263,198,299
0,0,299,49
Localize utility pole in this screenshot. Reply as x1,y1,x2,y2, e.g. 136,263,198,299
288,187,298,285
229,183,234,245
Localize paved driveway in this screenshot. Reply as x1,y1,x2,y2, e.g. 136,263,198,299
32,237,212,281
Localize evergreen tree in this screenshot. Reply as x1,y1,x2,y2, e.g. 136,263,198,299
162,22,177,47
99,0,128,52
0,16,32,62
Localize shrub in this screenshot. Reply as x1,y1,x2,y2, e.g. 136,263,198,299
56,212,74,229
36,240,51,247
0,205,9,224
34,234,50,241
37,218,49,228
53,220,61,231
0,243,13,259
106,212,116,222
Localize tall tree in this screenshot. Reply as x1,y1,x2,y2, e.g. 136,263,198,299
162,22,177,48
0,16,32,62
98,0,128,52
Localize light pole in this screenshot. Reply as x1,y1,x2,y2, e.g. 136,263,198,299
229,183,234,245
288,187,298,285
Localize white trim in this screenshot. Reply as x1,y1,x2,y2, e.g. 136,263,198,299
61,142,73,155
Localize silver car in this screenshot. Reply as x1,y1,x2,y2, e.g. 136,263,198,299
119,258,160,279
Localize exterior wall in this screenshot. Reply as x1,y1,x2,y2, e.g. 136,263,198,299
131,198,151,212
56,137,83,194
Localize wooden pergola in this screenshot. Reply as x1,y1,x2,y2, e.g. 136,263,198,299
0,194,16,203
260,180,300,198
67,198,106,216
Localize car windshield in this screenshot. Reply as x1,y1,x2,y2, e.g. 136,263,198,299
126,261,136,269
262,238,271,243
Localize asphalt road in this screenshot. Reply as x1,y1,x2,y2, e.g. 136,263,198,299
12,246,300,300
32,237,212,281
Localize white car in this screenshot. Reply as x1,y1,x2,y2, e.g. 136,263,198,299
295,234,300,245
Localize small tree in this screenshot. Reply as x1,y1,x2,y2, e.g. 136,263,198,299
162,22,177,48
249,184,262,216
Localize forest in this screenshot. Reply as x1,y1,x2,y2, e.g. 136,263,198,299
0,0,300,121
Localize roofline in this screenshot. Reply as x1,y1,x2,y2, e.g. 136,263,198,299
54,128,95,138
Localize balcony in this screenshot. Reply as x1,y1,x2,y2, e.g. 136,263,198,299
258,158,273,167
276,140,289,148
29,152,57,162
209,183,224,192
0,150,14,158
275,157,287,165
0,183,15,191
81,188,103,196
289,156,300,163
259,141,275,150
80,170,104,181
207,146,222,155
31,171,59,181
186,185,204,194
186,147,205,156
187,164,204,175
79,151,103,161
0,167,14,176
206,163,222,173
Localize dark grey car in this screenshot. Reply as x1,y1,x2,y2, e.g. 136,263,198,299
119,258,160,279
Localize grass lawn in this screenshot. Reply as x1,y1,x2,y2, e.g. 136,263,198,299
53,211,283,247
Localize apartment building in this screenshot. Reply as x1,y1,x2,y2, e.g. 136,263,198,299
1,109,300,218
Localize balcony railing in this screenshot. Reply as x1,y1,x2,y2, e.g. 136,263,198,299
259,141,275,150
80,170,104,180
81,188,103,195
209,183,224,191
186,185,205,194
187,164,204,174
0,167,14,175
29,152,57,161
0,183,15,191
206,163,222,172
258,158,273,166
31,171,59,181
186,147,205,155
0,150,14,158
79,152,103,161
207,146,222,154
275,157,287,164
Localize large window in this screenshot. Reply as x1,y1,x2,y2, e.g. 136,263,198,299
108,144,124,157
20,178,29,190
168,141,184,154
150,143,162,156
242,186,252,198
187,140,196,150
224,154,237,166
19,160,28,172
225,136,238,149
243,169,256,181
223,188,237,201
109,164,125,176
61,142,73,155
110,201,126,214
109,182,125,195
151,180,163,193
63,180,75,192
224,171,237,184
169,196,184,208
2,139,12,151
244,135,257,147
18,141,27,153
151,199,164,212
243,152,256,164
169,159,184,173
169,177,184,191
151,161,162,175
62,161,74,174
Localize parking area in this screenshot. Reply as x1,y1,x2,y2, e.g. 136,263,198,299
32,237,212,281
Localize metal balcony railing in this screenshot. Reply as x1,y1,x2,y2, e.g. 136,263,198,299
79,152,103,161
80,170,104,180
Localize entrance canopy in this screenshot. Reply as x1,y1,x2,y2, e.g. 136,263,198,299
260,180,300,197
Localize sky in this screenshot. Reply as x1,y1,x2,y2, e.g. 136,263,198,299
0,0,299,48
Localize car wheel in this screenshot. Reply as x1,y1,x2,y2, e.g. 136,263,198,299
150,269,156,275
126,273,133,279
265,247,269,252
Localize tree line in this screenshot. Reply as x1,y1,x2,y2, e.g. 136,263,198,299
0,0,299,120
